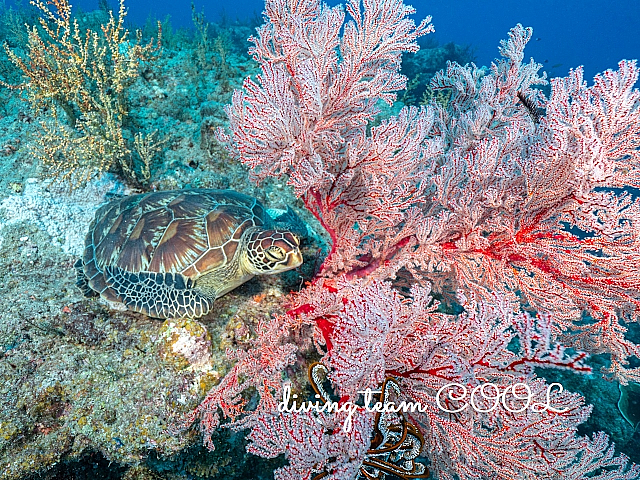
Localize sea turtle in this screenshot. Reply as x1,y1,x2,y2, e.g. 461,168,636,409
75,189,303,319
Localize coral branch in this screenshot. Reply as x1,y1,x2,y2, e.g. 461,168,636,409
199,0,640,477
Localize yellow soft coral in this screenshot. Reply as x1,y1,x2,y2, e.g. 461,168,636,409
2,0,162,188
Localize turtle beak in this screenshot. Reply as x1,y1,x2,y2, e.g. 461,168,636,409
287,247,304,269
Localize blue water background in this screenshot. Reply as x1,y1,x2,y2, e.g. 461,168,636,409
5,0,640,81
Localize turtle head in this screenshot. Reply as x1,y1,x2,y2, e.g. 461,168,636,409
243,228,303,275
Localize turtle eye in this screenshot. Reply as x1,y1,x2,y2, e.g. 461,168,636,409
265,246,286,262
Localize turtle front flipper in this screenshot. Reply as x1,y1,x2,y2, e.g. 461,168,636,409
103,266,213,319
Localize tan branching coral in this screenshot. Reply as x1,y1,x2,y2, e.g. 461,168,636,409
2,0,162,188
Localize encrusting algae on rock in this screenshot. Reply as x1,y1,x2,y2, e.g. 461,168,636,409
158,318,215,371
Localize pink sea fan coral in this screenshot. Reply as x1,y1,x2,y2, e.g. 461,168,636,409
182,0,640,478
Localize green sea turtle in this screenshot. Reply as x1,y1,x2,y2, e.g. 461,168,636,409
75,189,303,319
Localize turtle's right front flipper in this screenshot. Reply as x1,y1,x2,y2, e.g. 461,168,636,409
103,266,213,319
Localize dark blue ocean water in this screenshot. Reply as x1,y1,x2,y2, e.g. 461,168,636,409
5,0,640,82
418,0,640,81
